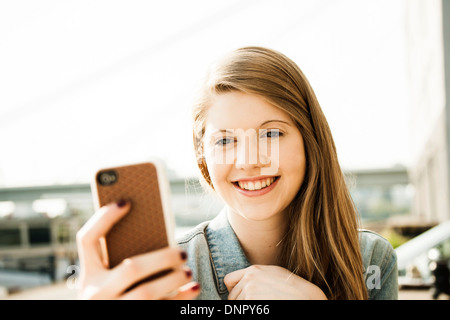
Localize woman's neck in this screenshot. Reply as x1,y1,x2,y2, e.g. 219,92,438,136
226,206,288,266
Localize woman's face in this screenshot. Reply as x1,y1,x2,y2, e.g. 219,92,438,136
203,91,306,222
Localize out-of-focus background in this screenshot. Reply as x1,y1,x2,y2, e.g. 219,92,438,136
1,0,449,300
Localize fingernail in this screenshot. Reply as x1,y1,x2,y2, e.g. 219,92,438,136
117,199,128,208
191,283,200,291
180,251,188,261
185,269,192,278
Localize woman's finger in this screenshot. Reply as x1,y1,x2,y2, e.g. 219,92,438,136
76,200,131,271
227,277,245,300
224,268,246,293
165,282,201,300
224,267,249,300
106,246,188,294
119,267,194,300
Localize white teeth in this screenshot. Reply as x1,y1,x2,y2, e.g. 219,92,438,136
237,177,277,191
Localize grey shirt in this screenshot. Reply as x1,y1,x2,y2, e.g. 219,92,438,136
177,209,398,300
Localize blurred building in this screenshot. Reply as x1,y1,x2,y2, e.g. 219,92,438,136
0,179,224,294
406,0,450,223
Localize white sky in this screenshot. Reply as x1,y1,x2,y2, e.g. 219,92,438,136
0,0,409,187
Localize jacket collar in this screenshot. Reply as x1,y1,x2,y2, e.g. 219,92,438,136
205,207,251,297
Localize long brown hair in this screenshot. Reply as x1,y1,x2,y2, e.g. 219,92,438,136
192,46,367,300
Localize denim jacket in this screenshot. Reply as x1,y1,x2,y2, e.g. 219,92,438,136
177,209,398,300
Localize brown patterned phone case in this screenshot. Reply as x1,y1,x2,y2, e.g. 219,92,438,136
91,161,175,269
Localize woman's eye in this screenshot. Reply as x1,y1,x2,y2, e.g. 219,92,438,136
263,129,282,138
215,137,234,146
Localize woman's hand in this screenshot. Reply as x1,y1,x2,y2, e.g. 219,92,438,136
76,200,200,300
224,265,327,300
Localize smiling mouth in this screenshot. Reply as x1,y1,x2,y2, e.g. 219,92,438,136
232,176,280,191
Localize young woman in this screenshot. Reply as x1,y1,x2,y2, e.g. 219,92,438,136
76,46,398,300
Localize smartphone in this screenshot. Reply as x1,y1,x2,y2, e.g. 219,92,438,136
91,160,175,269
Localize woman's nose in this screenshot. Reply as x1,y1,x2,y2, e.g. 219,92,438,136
235,144,257,170
234,130,269,170
234,129,279,175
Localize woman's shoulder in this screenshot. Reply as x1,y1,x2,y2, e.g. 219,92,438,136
359,229,397,267
176,221,210,250
359,229,396,259
176,209,228,249
359,229,398,299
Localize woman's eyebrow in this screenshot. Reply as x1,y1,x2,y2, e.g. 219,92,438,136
209,129,234,135
260,120,292,126
209,121,291,134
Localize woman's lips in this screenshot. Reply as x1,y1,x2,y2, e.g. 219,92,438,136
232,176,280,197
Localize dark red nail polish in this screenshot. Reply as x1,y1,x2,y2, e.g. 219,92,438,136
185,269,192,278
191,283,200,291
180,251,188,261
117,199,128,208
